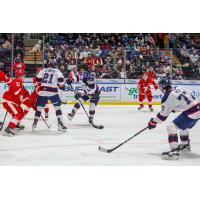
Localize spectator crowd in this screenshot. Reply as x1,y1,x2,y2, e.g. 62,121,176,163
1,33,200,80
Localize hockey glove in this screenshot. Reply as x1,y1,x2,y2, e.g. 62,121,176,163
74,93,81,100
66,79,73,86
148,118,157,129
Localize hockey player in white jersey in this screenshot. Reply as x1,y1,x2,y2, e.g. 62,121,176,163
148,76,200,160
32,60,67,132
67,73,100,124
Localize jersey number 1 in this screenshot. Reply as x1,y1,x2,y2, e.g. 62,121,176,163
42,73,53,84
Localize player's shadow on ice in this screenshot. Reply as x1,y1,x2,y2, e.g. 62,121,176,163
68,124,93,129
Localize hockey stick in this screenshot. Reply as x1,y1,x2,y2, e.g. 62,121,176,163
98,126,148,153
0,111,8,131
32,102,51,129
70,85,104,129
40,115,51,129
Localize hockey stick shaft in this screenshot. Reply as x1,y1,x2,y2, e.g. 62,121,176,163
70,85,104,129
0,111,8,131
70,85,90,118
40,115,50,128
99,126,148,153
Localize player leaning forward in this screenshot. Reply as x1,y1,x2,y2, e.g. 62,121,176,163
32,61,67,132
67,72,100,124
148,77,200,160
2,69,32,136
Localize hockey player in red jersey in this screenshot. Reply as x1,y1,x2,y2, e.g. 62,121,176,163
2,69,32,136
31,67,49,119
0,70,11,84
0,70,11,128
137,73,158,112
67,66,80,85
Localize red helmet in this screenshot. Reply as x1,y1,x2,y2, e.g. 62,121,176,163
142,73,148,80
36,67,42,74
15,69,25,78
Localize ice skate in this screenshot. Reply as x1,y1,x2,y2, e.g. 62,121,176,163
67,113,75,121
89,116,93,124
178,139,191,152
149,107,153,112
58,121,67,132
0,121,3,129
45,112,48,119
138,105,144,110
2,127,14,137
32,120,38,132
15,123,25,130
162,149,179,160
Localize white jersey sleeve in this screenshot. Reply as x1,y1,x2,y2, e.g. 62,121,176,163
79,82,100,96
154,88,197,123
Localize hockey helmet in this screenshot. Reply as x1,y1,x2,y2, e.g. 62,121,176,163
158,76,172,89
86,73,95,85
142,73,148,80
36,66,42,74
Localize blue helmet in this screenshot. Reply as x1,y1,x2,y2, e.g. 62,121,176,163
158,76,172,88
87,73,95,81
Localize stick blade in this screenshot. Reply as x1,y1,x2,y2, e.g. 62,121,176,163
92,124,104,129
98,146,112,153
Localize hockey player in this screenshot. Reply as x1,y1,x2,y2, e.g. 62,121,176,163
137,73,158,112
31,66,49,119
67,66,80,85
148,76,200,160
0,70,11,84
0,70,11,127
67,73,100,124
32,60,67,132
2,69,32,136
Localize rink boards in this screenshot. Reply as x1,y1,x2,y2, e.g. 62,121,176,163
1,79,200,105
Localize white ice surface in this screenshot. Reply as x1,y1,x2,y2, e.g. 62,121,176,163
0,104,200,166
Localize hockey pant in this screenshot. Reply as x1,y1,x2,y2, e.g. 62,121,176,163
3,102,28,129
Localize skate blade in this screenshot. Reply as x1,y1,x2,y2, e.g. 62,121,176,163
58,128,67,133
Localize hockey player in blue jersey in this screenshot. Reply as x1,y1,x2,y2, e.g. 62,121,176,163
148,76,200,160
32,60,67,132
67,73,100,124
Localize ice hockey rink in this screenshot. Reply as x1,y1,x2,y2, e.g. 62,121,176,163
0,104,200,166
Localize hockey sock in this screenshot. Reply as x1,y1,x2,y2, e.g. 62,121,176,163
44,104,49,113
34,107,43,120
168,134,178,150
139,103,144,107
9,118,19,129
89,103,95,117
44,107,49,113
71,102,81,115
148,103,152,108
180,129,189,145
167,123,179,150
54,106,63,123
